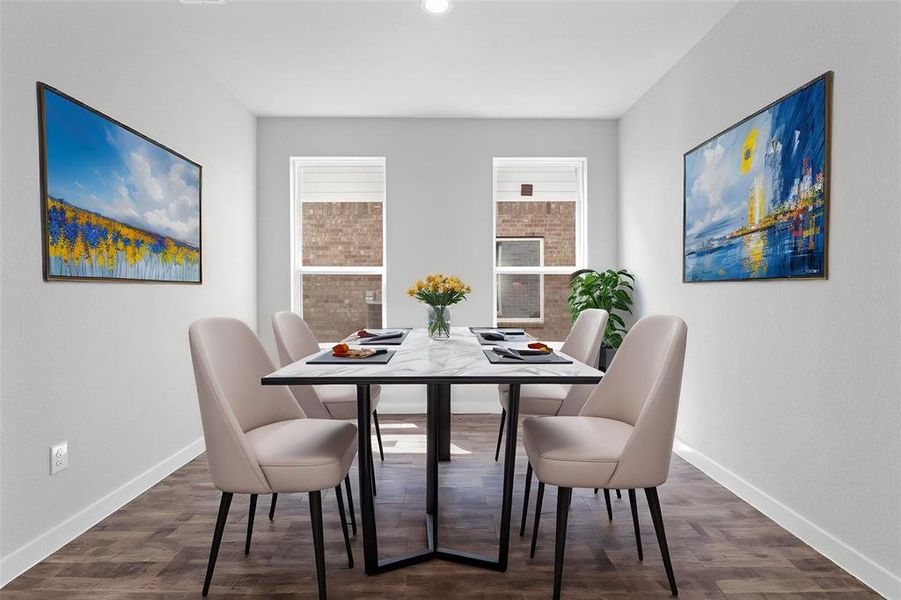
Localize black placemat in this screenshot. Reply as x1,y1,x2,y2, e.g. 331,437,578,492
358,329,412,346
482,349,572,364
475,332,534,345
307,350,396,365
469,326,526,335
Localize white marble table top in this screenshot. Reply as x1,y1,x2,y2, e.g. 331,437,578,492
262,327,604,386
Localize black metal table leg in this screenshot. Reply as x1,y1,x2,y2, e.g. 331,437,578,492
356,384,379,575
426,383,440,549
356,381,524,575
436,384,451,461
497,383,520,570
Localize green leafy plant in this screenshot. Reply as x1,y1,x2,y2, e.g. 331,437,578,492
567,268,635,348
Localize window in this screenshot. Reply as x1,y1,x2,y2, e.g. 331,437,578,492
493,158,586,340
292,158,386,342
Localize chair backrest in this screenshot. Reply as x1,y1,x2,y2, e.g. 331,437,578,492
271,311,331,419
189,318,303,493
581,315,688,488
560,308,608,366
556,309,609,416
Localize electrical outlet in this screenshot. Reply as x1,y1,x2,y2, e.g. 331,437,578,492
50,441,68,475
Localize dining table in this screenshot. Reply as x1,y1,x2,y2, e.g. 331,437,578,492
261,326,604,575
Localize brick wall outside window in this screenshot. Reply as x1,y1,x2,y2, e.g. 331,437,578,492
496,201,575,266
302,274,383,342
302,202,383,266
496,201,575,341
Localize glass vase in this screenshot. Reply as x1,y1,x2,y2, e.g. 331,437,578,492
426,305,452,340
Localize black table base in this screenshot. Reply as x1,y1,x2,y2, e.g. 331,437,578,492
356,382,521,574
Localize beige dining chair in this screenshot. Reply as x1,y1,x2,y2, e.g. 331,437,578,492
493,309,609,536
271,311,384,507
522,315,688,599
189,318,358,599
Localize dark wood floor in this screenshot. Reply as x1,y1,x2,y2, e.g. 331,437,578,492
4,415,879,599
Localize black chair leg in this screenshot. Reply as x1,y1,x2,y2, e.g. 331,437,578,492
520,462,533,537
616,489,622,499
553,487,573,600
628,489,643,561
309,490,327,600
344,475,357,536
494,409,506,461
244,494,257,555
645,487,678,596
268,493,278,521
368,446,377,496
373,410,385,461
202,491,233,596
604,489,613,521
335,484,354,568
530,481,545,558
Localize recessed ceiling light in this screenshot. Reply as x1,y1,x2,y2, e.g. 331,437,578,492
421,0,452,15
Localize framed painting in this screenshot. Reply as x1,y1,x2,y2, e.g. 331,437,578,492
37,82,202,283
683,72,831,282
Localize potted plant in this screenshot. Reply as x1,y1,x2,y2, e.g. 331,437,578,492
567,268,635,370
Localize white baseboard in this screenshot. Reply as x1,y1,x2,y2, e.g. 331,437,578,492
0,437,206,588
673,439,900,599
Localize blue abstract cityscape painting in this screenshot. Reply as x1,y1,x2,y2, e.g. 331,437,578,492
38,83,202,283
683,73,831,282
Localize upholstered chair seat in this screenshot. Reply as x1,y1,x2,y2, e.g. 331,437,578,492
245,419,357,493
497,383,568,415
523,416,633,489
317,384,381,420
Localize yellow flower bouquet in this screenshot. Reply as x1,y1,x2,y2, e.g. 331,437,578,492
407,274,472,339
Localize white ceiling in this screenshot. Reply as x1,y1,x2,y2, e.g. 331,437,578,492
171,0,737,118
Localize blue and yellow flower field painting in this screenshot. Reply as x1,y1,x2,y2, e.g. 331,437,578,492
683,74,830,282
40,85,201,282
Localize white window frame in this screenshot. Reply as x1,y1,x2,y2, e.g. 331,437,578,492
492,157,587,326
290,157,387,328
495,237,545,323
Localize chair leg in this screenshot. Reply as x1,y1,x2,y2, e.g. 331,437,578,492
244,494,257,555
268,493,278,521
335,484,354,568
553,487,573,600
368,446,377,496
530,480,545,558
603,489,613,521
628,489,643,561
616,489,622,499
494,409,506,462
344,475,357,536
309,490,327,600
373,410,385,461
520,462,533,537
202,491,233,596
645,487,677,596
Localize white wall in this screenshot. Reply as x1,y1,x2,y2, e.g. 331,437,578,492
619,1,901,596
257,118,618,350
0,1,256,585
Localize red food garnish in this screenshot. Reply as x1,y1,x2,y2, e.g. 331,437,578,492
357,329,375,338
332,343,350,356
528,342,551,352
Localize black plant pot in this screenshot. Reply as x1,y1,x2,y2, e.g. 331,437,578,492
598,345,618,371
